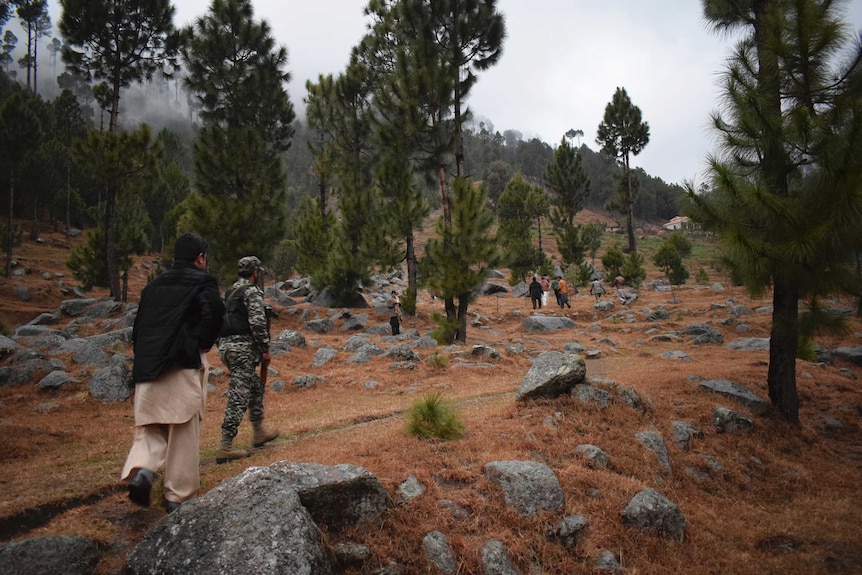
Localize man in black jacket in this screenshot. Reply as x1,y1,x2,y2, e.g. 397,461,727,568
120,232,224,513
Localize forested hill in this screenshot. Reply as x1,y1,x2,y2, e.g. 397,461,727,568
285,120,686,225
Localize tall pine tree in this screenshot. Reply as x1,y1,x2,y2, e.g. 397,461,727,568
685,0,862,422
180,0,294,277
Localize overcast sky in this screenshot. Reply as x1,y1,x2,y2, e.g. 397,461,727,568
39,0,862,185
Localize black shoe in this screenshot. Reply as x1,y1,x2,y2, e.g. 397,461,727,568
128,469,153,508
165,500,181,514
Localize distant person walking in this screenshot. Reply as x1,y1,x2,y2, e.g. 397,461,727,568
216,256,280,464
529,276,543,309
540,276,550,307
121,232,224,514
589,279,606,302
550,276,561,306
388,290,402,335
557,276,572,309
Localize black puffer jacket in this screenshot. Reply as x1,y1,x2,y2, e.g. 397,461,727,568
131,261,224,384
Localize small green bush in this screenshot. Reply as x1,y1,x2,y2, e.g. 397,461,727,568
430,312,459,345
405,392,465,440
695,267,710,285
426,352,449,369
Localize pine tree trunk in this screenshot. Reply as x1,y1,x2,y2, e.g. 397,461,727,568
6,178,13,278
406,233,418,317
625,156,636,254
768,275,800,422
456,294,469,343
105,189,121,299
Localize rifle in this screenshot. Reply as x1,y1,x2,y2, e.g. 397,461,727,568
260,302,278,387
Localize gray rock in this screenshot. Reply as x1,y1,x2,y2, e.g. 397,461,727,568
671,421,704,451
366,322,394,336
0,335,18,356
635,431,672,474
484,460,564,516
268,461,390,529
615,384,649,413
471,344,501,359
676,322,723,344
27,312,61,326
620,488,687,540
574,384,614,407
384,344,420,362
562,341,584,353
699,379,769,415
59,297,105,317
13,325,67,339
80,327,133,349
515,351,586,400
481,539,519,575
729,305,753,316
37,371,80,390
125,466,334,575
333,543,371,569
646,309,670,321
397,475,425,503
423,531,457,575
660,350,690,361
312,347,339,367
510,282,529,298
714,406,754,433
411,335,438,348
595,551,623,573
0,534,99,575
293,374,322,388
305,318,335,334
594,300,615,312
549,515,589,548
576,444,610,469
87,355,131,402
522,315,576,333
274,329,307,347
833,346,862,366
342,314,368,332
726,337,770,351
482,283,509,296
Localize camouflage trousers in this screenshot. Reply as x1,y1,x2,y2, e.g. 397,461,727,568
218,343,265,441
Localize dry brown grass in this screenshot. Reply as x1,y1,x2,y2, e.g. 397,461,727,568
1,225,861,574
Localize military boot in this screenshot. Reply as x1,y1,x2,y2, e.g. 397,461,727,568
252,423,280,448
215,438,249,464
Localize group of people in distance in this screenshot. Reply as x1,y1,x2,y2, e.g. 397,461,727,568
528,274,574,310
529,272,635,311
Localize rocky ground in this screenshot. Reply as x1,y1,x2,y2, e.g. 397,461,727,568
1,226,861,574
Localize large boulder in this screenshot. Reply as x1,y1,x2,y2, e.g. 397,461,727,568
515,351,586,400
87,354,132,402
620,488,687,540
522,315,576,333
125,466,334,575
484,460,565,516
268,461,390,529
0,534,99,575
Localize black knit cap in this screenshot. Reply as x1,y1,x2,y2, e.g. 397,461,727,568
173,232,208,263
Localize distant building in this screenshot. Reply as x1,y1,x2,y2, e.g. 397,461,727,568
662,216,690,231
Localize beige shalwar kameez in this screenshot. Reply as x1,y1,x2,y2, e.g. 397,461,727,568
120,352,209,504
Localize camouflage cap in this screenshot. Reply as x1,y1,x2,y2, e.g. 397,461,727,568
237,256,262,275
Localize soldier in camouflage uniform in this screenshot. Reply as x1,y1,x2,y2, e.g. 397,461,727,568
215,256,280,463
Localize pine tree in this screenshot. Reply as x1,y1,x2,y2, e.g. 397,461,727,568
60,0,178,298
596,87,650,255
424,177,498,342
545,136,591,268
686,0,862,422
180,0,294,276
